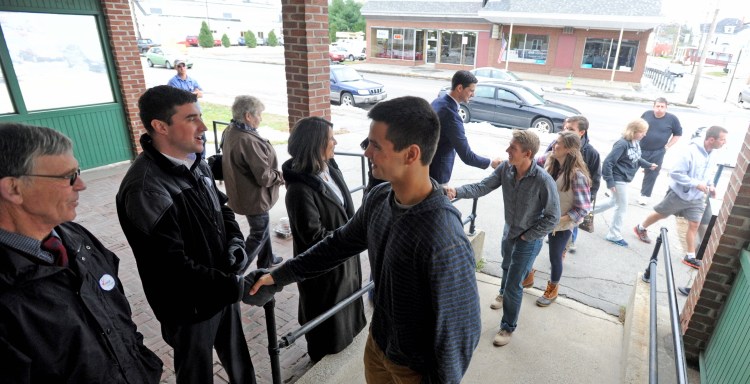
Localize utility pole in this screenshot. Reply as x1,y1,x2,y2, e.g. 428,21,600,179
672,23,682,61
687,7,720,104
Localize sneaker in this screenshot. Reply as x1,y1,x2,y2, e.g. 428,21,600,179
638,195,649,206
271,256,284,266
567,243,576,253
490,294,503,310
493,329,512,347
682,256,701,269
641,273,650,283
678,287,691,296
607,238,629,247
633,225,652,243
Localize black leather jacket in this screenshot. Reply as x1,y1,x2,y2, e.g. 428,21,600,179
116,134,245,325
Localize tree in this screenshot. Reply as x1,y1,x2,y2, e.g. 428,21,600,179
198,21,214,48
267,30,278,47
244,30,257,48
221,33,231,47
328,0,364,43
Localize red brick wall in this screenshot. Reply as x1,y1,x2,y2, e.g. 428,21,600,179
102,0,147,155
282,0,331,129
680,124,750,364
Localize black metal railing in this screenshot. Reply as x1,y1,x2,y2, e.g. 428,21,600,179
641,228,688,384
212,120,230,155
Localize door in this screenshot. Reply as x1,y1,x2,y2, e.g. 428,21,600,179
468,84,497,122
426,30,438,64
554,35,576,70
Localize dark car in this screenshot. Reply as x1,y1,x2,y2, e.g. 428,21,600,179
186,35,198,47
329,66,387,106
438,81,580,134
137,38,160,54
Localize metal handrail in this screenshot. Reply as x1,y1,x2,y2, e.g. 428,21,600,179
212,120,230,154
642,227,688,384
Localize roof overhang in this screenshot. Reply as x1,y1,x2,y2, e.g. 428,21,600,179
478,11,665,31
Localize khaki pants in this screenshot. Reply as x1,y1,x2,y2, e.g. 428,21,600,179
363,332,422,384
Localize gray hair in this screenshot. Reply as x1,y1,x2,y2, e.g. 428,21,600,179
0,123,73,178
231,95,265,122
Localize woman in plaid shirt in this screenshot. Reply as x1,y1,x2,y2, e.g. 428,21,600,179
529,131,592,306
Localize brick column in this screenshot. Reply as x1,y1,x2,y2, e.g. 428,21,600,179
102,0,148,155
680,124,750,364
281,0,331,129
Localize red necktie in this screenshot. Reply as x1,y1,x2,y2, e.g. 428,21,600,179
42,236,69,267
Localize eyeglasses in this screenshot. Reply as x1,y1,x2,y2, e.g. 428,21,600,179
23,168,81,186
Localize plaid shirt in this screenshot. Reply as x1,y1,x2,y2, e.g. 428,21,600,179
536,156,591,224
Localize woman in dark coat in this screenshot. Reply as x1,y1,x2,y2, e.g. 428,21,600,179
282,116,367,362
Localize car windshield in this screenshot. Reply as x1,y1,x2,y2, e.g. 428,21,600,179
333,67,361,82
513,86,545,105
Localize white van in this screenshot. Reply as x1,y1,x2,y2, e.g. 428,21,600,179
336,40,366,61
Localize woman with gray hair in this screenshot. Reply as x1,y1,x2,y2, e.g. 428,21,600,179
222,95,284,268
281,116,366,362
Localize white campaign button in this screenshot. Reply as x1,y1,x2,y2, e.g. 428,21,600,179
99,274,116,291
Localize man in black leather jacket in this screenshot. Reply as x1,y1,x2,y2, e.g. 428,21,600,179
117,86,255,384
0,123,162,383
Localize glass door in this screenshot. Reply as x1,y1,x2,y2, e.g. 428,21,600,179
426,30,438,64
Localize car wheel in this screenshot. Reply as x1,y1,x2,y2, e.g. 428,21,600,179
532,117,554,134
348,54,354,61
147,59,154,67
165,61,173,69
341,92,355,106
458,105,470,123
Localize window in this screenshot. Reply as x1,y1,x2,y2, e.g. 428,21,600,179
474,85,495,99
581,38,639,71
0,68,14,114
0,12,113,111
507,34,548,64
372,28,391,58
439,31,476,65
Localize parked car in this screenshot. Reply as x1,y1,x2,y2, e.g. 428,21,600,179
437,81,579,134
329,46,346,63
186,35,198,47
214,38,222,47
237,36,246,46
330,66,387,106
145,47,192,69
739,85,750,105
470,67,545,96
137,38,160,54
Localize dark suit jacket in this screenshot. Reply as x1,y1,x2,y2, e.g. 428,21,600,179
430,94,490,184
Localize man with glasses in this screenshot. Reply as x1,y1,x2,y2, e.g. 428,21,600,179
117,86,255,384
0,123,162,382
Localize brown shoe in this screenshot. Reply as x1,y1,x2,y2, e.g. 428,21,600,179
493,329,512,347
490,294,503,310
536,281,559,307
522,269,535,288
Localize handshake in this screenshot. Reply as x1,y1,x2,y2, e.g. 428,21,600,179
241,269,282,306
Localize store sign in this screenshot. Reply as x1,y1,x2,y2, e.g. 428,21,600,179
377,30,389,39
394,34,403,40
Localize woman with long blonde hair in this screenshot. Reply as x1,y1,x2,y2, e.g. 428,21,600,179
527,131,591,307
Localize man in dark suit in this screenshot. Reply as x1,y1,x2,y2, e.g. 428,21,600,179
430,70,501,184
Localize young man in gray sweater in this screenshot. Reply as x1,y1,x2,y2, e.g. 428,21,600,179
250,96,481,383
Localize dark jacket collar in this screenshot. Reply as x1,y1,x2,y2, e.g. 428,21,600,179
139,134,202,175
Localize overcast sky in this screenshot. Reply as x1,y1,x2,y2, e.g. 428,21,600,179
662,0,749,23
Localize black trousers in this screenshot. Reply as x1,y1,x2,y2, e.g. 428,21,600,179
640,148,666,197
161,303,255,384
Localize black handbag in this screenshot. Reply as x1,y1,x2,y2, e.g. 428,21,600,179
207,154,223,180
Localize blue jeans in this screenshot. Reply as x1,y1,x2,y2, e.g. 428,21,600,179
245,213,273,268
499,235,543,333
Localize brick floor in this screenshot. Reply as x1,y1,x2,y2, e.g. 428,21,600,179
77,164,372,383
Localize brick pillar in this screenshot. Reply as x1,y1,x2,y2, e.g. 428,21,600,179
281,0,331,129
102,0,148,155
680,124,750,364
